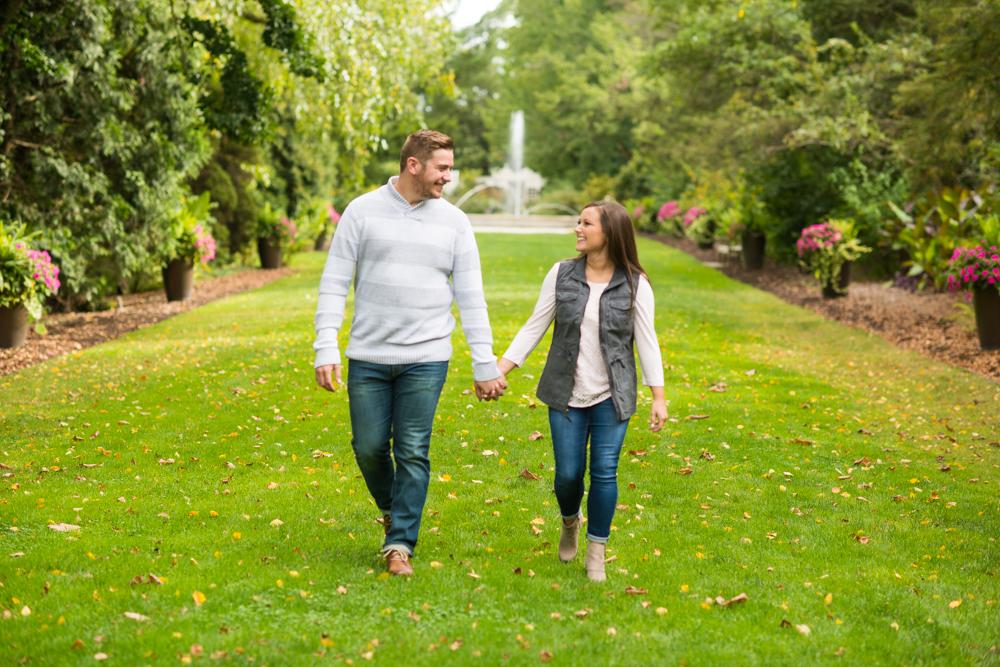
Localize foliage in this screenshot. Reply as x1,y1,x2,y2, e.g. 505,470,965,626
0,221,59,318
165,193,217,266
256,202,295,249
797,219,871,292
886,186,992,290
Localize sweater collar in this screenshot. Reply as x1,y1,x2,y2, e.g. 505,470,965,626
383,176,434,214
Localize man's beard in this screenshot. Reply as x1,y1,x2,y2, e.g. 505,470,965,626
415,170,445,200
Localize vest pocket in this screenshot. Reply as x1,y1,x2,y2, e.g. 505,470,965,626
605,298,633,332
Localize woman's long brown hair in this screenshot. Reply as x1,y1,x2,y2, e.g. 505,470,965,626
579,200,647,317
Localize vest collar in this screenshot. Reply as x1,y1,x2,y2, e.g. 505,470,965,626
568,257,630,291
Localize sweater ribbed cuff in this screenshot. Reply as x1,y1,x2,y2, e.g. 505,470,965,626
314,347,341,369
472,360,501,382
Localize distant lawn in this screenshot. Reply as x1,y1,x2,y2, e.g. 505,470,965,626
1,235,998,666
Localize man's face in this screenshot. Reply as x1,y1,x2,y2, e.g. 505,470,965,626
410,149,454,200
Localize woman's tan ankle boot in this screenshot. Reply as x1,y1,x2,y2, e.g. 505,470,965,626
585,541,606,582
558,513,583,562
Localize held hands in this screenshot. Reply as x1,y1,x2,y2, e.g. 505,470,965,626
315,364,342,392
475,357,517,402
474,376,507,402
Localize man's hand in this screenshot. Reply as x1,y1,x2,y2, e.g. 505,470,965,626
315,364,342,392
474,376,507,402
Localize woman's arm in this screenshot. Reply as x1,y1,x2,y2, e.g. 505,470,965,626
498,263,560,375
634,277,667,430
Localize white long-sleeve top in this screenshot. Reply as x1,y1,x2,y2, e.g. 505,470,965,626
502,263,664,407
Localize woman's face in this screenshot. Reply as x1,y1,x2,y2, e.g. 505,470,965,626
575,207,606,254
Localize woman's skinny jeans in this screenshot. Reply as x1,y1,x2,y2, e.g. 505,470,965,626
548,398,629,543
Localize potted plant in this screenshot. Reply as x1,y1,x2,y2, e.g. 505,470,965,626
944,216,1000,350
257,203,294,269
683,206,715,249
656,201,683,236
314,205,340,252
162,193,216,302
0,223,60,348
797,220,870,298
738,197,769,270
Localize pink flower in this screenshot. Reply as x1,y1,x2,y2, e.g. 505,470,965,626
328,206,341,224
657,201,680,222
684,206,706,226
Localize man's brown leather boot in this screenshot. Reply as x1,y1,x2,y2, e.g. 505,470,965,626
386,548,413,576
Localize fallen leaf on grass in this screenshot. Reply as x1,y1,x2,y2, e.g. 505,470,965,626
9,552,25,558
123,612,149,622
157,458,174,465
677,468,693,475
792,438,814,445
528,431,545,441
854,535,870,545
192,591,206,607
519,468,541,480
429,562,443,569
858,429,873,436
467,570,481,579
513,567,523,575
94,653,108,661
270,519,284,527
267,482,279,490
796,624,811,635
745,369,756,376
540,651,553,662
336,586,347,595
938,464,951,472
409,611,421,622
685,415,709,420
625,586,648,595
949,599,962,609
47,523,80,532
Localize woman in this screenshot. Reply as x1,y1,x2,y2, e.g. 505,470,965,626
497,200,667,582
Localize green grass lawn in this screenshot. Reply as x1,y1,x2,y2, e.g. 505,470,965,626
2,235,999,666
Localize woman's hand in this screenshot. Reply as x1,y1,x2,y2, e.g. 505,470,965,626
496,357,517,378
648,386,667,432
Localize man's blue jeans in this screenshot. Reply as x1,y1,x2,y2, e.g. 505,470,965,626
548,399,630,543
347,360,449,556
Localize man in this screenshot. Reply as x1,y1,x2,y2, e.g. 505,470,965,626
314,130,506,576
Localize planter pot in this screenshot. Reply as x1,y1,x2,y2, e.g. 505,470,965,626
258,239,282,269
313,231,330,252
821,261,852,299
697,240,714,250
0,304,29,349
741,232,766,270
972,283,1000,350
162,259,194,302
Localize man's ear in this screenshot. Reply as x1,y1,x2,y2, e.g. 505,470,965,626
406,156,422,175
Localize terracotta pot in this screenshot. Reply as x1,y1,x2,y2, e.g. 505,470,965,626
162,259,194,302
741,232,766,270
821,261,852,299
258,239,282,269
972,283,1000,350
0,304,29,348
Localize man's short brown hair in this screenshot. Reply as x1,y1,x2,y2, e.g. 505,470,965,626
399,130,454,172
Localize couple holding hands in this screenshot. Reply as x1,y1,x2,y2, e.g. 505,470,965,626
313,131,667,581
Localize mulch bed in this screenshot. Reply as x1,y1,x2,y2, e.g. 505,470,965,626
644,233,1000,383
0,267,294,377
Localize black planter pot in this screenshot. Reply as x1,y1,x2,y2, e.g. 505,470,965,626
972,283,1000,350
313,231,330,252
742,232,766,270
258,239,282,269
162,259,194,302
697,240,714,250
821,261,852,299
0,304,29,348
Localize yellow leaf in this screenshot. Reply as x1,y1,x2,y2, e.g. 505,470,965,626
680,584,689,592
189,511,198,517
210,511,219,517
321,639,335,647
192,591,206,607
949,599,961,608
232,532,241,540
276,580,283,587
824,593,833,605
